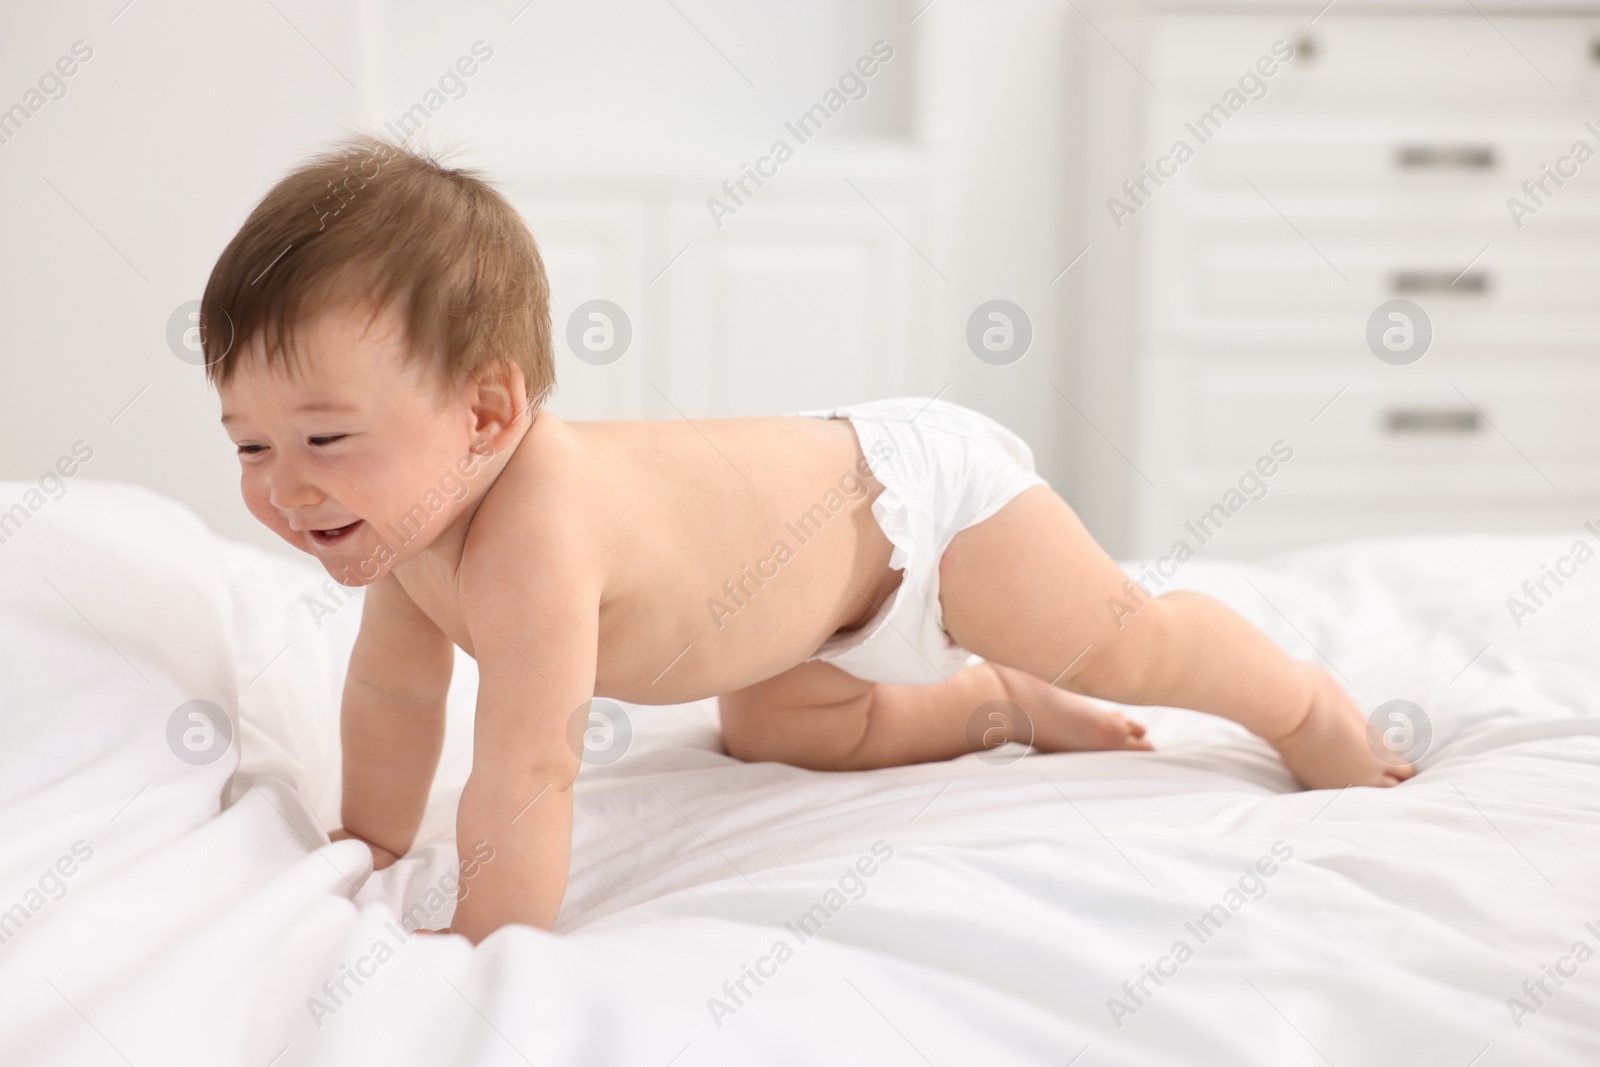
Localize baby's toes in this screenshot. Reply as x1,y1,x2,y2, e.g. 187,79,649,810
1372,762,1417,787
1111,713,1154,750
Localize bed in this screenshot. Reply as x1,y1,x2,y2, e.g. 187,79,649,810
2,480,1597,1066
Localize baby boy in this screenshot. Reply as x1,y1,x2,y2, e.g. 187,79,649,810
205,137,1413,944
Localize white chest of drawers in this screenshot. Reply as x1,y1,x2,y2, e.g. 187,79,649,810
1130,9,1600,557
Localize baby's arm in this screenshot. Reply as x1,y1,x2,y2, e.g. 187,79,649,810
447,522,600,942
335,575,454,867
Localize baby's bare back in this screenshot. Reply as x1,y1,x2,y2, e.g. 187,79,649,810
441,410,900,704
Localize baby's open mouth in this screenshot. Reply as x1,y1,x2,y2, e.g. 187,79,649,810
310,520,362,545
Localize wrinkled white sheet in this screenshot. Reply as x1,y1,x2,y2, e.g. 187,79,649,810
1,480,1598,1066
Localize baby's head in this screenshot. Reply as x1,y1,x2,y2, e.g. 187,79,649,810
203,134,553,585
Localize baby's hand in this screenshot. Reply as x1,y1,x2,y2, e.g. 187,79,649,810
329,828,401,871
1269,664,1417,789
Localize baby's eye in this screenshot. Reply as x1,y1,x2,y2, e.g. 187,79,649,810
236,444,266,455
308,434,346,447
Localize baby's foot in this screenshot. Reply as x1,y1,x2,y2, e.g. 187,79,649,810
991,663,1153,753
1269,664,1417,789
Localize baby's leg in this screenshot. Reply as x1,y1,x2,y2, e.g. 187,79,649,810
937,486,1414,788
719,658,1148,772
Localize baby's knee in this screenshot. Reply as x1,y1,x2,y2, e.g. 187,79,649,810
718,697,770,762
719,693,872,771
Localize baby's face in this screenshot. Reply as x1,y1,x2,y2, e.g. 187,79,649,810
219,301,487,585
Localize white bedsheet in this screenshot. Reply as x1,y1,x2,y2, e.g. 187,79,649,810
1,480,1598,1066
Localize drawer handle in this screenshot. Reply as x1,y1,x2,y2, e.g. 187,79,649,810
1397,145,1496,170
1393,270,1489,294
1385,409,1482,435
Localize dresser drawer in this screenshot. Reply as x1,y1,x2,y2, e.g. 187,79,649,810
1193,232,1600,315
1180,115,1600,189
1148,15,1600,102
1139,354,1600,480
1141,193,1600,332
1194,378,1600,465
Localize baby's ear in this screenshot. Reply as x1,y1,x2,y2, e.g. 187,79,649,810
465,359,527,442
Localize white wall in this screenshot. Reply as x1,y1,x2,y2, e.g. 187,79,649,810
0,0,1093,556
1,1,374,553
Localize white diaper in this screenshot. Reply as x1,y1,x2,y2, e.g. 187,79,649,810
785,396,1049,686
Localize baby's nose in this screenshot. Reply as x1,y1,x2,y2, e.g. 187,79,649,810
267,470,324,511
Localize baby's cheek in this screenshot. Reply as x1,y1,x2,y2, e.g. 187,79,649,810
240,478,267,518
240,479,290,539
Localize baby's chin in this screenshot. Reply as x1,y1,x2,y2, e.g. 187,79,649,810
324,565,374,588
321,555,396,587
288,537,387,587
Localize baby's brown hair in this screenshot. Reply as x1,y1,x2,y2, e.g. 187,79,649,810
200,132,552,408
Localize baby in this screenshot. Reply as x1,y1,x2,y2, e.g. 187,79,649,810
204,137,1413,944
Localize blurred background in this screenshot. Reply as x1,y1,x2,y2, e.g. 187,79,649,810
3,0,1599,560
